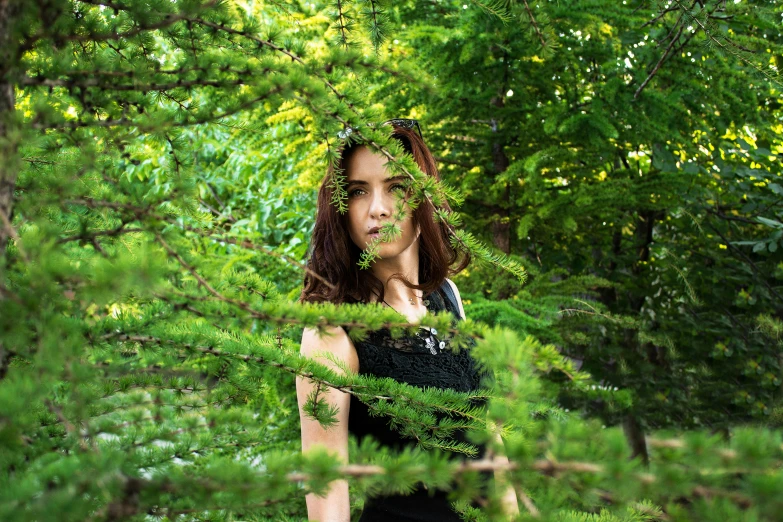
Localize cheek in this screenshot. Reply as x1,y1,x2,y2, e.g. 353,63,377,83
346,210,366,246
346,208,360,231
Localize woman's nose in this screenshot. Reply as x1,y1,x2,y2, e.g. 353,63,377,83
369,190,392,218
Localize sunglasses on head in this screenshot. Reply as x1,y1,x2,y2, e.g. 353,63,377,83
384,118,424,140
338,118,424,143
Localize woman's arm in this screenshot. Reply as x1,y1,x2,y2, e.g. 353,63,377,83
296,325,359,522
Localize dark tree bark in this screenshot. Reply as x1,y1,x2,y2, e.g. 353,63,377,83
488,49,512,261
489,112,510,255
623,413,649,465
0,0,21,381
0,0,20,262
490,140,510,255
597,150,669,461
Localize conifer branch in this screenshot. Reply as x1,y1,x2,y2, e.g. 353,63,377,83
521,0,546,48
63,0,221,44
333,0,353,48
180,16,305,63
97,331,489,456
515,485,540,518
34,89,284,131
669,0,781,87
364,0,386,52
21,75,251,91
56,223,144,244
62,196,331,290
149,499,284,517
184,229,333,290
103,332,489,421
287,452,762,510
705,218,783,306
43,399,91,451
635,25,684,99
154,231,466,335
469,0,512,24
175,21,414,126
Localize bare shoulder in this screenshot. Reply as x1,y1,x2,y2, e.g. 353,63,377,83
300,325,359,375
444,278,466,320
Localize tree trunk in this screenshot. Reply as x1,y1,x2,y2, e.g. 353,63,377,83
622,413,649,465
0,0,21,381
488,48,512,260
489,100,510,257
0,0,20,262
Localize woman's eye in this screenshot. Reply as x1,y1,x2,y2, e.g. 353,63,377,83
349,185,406,198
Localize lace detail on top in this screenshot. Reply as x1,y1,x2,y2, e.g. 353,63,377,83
346,281,491,518
352,291,454,356
344,282,483,393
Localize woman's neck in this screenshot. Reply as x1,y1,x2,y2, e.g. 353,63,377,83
369,244,421,307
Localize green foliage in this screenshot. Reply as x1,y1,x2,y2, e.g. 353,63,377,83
1,0,782,521
374,0,783,432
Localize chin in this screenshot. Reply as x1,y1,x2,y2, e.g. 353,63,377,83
371,242,395,256
379,240,418,260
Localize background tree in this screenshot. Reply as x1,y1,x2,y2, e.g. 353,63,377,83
371,0,783,456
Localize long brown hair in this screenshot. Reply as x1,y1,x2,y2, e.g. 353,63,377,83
299,124,470,305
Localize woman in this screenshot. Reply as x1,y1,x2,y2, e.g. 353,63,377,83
297,119,518,521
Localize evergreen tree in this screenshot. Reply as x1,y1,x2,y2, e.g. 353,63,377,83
1,1,782,521
373,0,783,451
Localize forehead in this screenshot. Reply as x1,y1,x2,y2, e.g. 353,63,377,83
345,146,392,180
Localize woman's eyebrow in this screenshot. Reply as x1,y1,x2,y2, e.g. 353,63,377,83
346,175,407,187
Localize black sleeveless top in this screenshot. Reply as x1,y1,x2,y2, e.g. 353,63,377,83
344,280,490,521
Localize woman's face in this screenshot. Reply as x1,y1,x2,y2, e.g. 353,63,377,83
344,145,420,258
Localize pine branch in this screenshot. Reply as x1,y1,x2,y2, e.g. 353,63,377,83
470,0,513,24
634,25,684,99
95,329,490,457
288,456,516,482
521,0,545,47
64,196,335,291
33,88,285,130
287,450,760,511
101,332,489,422
21,75,250,91
56,222,144,244
60,0,220,44
333,0,353,48
180,15,305,63
669,0,782,87
363,0,387,53
153,231,468,337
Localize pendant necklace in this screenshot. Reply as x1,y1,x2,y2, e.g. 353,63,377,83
379,291,446,355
